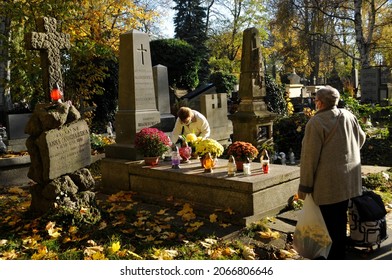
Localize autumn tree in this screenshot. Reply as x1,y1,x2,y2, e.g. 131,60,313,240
0,0,159,127
206,0,269,76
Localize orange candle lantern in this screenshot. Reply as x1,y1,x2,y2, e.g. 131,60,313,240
50,83,63,102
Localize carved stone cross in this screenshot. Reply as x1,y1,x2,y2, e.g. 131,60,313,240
25,17,70,101
137,44,147,65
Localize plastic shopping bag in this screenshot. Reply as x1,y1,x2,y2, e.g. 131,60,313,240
293,194,332,259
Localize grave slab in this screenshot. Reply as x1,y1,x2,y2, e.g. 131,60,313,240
101,158,299,225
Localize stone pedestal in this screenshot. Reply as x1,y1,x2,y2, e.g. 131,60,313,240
101,158,299,225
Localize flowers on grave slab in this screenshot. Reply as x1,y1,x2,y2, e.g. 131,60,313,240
194,138,224,158
134,127,171,157
90,133,115,153
227,141,259,162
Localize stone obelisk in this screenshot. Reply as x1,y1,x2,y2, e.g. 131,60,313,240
229,27,277,149
105,30,160,160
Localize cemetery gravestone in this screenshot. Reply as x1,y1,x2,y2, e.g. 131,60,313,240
23,18,99,221
200,93,232,145
25,102,97,217
361,68,380,103
105,30,160,160
153,64,175,132
229,27,276,148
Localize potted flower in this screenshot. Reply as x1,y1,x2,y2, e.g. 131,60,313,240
134,127,171,165
227,141,259,170
194,138,224,158
194,138,224,168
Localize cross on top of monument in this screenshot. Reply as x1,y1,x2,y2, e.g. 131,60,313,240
25,17,71,102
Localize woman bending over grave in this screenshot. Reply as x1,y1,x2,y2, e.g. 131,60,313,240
171,107,210,144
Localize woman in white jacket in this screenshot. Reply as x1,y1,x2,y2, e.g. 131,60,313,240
298,86,366,259
171,107,210,144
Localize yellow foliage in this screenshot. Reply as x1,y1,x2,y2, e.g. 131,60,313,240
151,248,178,260
242,245,256,260
110,241,121,253
46,221,62,238
258,228,281,240
209,213,218,223
177,203,196,221
0,249,18,260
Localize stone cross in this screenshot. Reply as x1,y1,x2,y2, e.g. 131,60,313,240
25,17,70,101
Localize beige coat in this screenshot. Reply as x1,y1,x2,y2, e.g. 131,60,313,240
298,107,366,205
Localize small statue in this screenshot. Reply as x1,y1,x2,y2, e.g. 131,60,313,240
106,122,113,137
0,135,7,154
279,152,286,165
289,148,295,165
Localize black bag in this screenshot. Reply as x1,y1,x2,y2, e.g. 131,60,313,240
351,190,387,222
348,190,388,249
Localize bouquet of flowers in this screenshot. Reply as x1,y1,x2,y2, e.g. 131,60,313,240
134,128,171,157
194,138,224,158
227,141,259,162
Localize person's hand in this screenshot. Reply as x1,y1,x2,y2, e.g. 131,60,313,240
297,191,307,200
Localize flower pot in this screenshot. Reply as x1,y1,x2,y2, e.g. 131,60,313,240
144,156,160,166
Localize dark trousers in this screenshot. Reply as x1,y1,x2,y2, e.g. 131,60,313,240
319,200,349,260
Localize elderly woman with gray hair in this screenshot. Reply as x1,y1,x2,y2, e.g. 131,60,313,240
298,85,366,259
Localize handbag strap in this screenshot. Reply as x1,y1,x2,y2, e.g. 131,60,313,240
324,109,342,144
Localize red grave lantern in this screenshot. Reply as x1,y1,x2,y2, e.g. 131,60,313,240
50,83,63,102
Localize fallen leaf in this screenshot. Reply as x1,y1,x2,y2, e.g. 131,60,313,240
209,213,218,223
110,241,121,253
242,245,256,260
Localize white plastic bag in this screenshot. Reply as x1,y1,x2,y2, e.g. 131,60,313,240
293,194,332,259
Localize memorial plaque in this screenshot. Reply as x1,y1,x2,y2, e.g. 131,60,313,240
38,120,91,180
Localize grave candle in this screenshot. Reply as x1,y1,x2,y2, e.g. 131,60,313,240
50,83,63,103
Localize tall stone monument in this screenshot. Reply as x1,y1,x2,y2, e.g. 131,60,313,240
105,30,160,160
25,17,70,101
229,27,276,148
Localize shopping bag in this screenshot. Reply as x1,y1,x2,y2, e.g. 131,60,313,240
293,194,332,259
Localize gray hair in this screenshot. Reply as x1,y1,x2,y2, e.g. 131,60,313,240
316,86,340,108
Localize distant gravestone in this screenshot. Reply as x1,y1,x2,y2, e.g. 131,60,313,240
200,93,232,145
229,27,277,148
361,68,380,103
288,69,301,84
153,64,175,132
25,17,70,101
105,30,160,160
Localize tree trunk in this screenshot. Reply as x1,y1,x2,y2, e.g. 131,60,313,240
354,0,371,69
0,16,13,113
